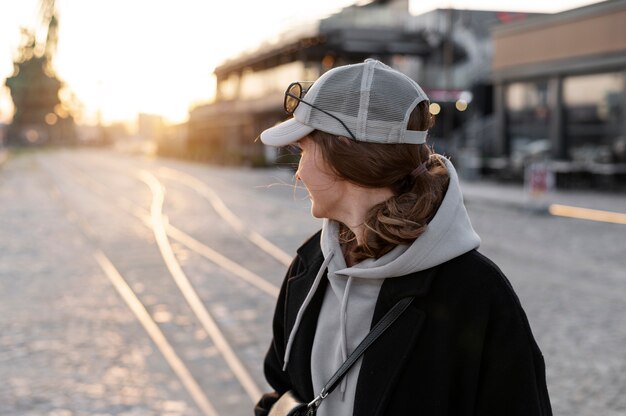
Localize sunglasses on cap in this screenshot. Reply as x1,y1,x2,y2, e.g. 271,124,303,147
283,81,356,140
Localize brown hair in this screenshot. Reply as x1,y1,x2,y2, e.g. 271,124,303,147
308,101,449,264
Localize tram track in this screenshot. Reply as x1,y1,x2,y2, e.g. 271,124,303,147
37,158,221,416
94,251,220,416
156,167,293,267
139,170,263,402
61,158,281,299
73,151,298,267
35,153,304,415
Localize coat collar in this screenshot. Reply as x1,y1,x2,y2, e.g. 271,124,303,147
286,234,441,409
284,249,326,401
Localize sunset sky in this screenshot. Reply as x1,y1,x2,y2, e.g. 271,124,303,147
0,0,602,126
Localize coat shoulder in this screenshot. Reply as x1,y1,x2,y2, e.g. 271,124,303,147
439,250,539,341
443,249,505,280
435,249,520,304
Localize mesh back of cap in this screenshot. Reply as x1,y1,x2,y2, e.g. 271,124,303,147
366,67,423,141
303,60,427,143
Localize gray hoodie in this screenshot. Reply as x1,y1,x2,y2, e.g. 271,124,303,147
282,157,481,415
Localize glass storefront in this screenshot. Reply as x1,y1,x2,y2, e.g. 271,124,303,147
505,80,552,165
563,72,625,163
240,62,306,100
217,62,322,102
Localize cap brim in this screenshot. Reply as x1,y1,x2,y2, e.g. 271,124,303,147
260,117,315,147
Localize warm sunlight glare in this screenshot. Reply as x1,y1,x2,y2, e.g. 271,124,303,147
0,0,602,126
1,0,356,125
52,0,356,125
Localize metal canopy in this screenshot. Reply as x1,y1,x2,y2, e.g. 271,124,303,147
214,26,433,78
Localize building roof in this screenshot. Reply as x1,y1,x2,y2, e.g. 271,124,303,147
492,0,626,36
214,2,432,77
492,0,626,78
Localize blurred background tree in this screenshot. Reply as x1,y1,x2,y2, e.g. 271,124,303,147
4,0,76,146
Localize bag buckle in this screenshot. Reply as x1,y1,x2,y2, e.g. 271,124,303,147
307,389,328,410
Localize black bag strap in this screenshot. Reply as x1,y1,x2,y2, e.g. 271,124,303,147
307,296,415,411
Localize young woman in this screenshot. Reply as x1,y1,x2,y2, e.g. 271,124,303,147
254,59,552,416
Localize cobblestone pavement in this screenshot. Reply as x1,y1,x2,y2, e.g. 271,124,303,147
0,153,202,415
1,148,625,415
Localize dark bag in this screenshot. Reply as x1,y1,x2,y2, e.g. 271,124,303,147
268,391,309,416
268,297,414,416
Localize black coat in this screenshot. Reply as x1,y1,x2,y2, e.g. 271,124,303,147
255,231,552,415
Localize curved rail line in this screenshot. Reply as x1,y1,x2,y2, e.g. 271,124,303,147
156,167,293,267
69,152,293,267
94,251,220,416
49,154,314,409
50,156,289,407
37,158,220,416
139,170,263,402
63,161,281,299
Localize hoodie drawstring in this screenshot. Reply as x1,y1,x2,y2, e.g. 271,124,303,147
283,250,335,371
338,275,353,399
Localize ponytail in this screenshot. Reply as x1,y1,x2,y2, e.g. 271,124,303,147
339,152,449,264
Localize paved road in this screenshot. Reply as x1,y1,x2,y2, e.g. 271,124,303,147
0,148,624,415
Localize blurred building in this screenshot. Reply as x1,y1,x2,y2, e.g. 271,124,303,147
137,113,164,142
181,0,535,166
491,0,626,184
405,8,541,160
188,0,431,165
75,123,118,147
157,122,188,159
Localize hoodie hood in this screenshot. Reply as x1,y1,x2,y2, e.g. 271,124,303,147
321,156,481,279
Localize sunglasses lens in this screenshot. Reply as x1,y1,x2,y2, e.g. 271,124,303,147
285,96,298,114
285,83,302,113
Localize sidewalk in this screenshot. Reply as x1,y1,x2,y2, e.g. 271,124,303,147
460,177,626,214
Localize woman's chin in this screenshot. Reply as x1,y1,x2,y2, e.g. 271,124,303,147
309,203,325,219
310,208,323,219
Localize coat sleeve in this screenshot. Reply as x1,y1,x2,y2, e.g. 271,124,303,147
473,268,552,416
254,256,302,416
